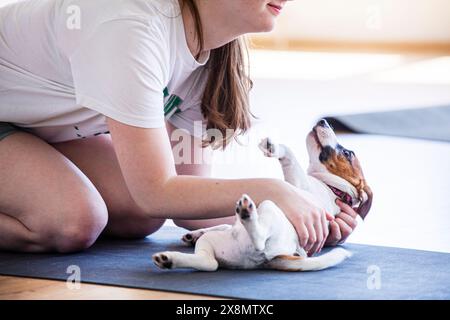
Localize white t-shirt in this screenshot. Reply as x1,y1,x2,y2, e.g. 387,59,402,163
0,0,209,142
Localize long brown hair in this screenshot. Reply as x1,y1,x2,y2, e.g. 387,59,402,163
181,0,254,149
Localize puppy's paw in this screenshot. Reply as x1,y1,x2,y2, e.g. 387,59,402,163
152,252,174,269
259,137,280,158
235,194,256,221
181,231,204,246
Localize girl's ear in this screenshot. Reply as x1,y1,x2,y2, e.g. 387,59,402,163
357,184,373,220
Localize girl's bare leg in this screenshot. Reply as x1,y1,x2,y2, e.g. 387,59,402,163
0,132,108,253
51,134,166,239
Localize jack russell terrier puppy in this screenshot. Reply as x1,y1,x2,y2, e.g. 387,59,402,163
152,119,373,272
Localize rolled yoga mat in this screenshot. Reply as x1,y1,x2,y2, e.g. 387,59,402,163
323,105,450,142
0,226,449,300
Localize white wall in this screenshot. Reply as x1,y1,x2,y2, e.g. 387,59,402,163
257,0,450,43
2,0,449,43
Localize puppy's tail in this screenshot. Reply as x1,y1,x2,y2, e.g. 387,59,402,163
267,248,352,272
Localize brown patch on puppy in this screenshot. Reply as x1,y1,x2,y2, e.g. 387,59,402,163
321,149,360,187
321,148,373,219
275,255,304,261
267,255,304,272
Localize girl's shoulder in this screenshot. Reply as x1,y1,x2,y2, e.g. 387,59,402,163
57,0,181,31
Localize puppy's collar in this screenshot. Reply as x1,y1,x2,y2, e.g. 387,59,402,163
327,185,353,207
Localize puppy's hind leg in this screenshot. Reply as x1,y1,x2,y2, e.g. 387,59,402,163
236,194,268,251
182,224,231,246
152,238,219,271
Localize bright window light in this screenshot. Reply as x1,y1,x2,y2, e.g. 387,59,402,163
371,56,450,85
249,50,406,80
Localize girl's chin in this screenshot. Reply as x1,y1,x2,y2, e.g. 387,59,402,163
255,18,277,33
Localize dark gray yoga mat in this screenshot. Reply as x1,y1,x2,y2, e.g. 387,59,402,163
0,226,449,300
324,105,450,142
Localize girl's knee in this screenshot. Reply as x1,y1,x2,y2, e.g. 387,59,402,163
42,198,108,253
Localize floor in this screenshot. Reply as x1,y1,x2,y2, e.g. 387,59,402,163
0,276,222,300
2,50,450,299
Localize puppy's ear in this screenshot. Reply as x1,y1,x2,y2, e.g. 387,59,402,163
357,184,373,220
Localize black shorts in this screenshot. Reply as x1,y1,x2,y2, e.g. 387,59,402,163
0,122,22,141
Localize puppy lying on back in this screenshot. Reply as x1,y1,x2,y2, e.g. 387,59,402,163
152,119,373,271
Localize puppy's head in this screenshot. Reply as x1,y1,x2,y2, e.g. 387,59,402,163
306,119,373,219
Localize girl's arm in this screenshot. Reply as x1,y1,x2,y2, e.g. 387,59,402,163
107,118,329,254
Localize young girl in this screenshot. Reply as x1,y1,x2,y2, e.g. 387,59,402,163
0,0,360,254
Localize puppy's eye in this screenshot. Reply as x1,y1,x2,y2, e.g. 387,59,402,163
343,150,352,159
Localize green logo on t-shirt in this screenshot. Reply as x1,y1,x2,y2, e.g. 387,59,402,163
164,87,182,119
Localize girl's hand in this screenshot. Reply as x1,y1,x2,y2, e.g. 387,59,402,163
325,199,358,246
275,183,333,256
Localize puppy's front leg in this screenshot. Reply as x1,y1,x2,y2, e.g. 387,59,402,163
259,138,311,191
235,194,268,251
